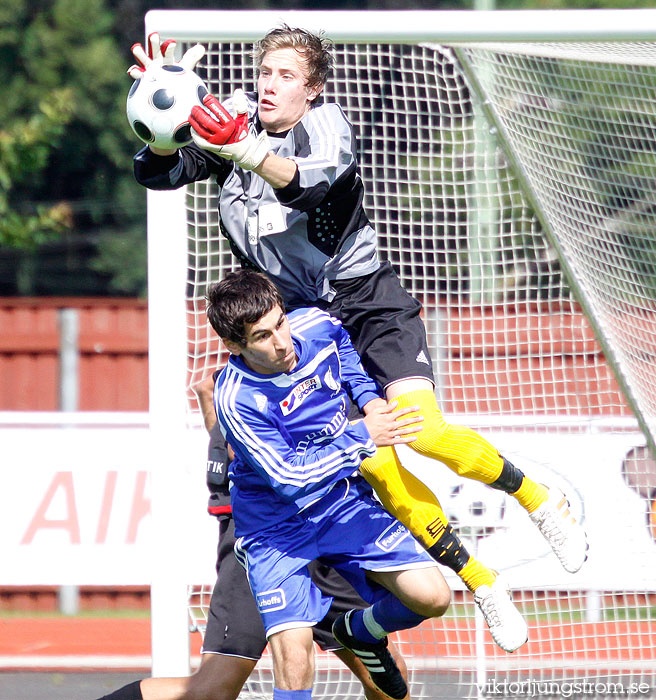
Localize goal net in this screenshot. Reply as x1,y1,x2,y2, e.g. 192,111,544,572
146,10,656,699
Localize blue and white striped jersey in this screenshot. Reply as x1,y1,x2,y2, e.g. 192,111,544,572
134,92,380,308
214,307,381,537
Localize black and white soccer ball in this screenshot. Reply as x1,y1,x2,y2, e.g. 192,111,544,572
126,64,208,149
444,482,507,538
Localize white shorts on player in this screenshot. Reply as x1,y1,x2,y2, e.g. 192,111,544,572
235,475,437,638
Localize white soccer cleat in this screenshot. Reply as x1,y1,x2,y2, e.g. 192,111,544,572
474,578,528,653
529,487,588,573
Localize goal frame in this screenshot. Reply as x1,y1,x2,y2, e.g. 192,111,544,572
143,8,656,677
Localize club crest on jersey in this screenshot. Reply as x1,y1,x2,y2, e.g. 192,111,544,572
280,376,321,415
254,392,268,413
256,588,287,612
323,365,340,394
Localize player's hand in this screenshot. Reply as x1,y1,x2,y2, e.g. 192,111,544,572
127,32,205,80
363,401,424,448
190,89,271,171
362,397,388,414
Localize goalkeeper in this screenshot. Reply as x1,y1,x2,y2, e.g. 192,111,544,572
130,24,587,654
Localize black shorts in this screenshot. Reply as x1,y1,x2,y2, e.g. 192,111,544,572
202,518,369,659
326,261,435,391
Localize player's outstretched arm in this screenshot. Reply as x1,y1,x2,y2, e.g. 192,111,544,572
189,88,298,186
251,150,298,189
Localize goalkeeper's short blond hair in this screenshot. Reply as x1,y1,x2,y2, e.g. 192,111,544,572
253,24,334,98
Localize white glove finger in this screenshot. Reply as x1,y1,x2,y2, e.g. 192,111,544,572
127,65,145,80
162,40,178,65
179,44,206,71
232,88,249,116
147,32,162,60
131,43,152,68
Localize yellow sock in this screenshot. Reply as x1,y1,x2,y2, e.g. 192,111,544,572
458,557,497,592
512,477,549,513
393,389,549,515
392,389,505,484
360,445,448,550
360,446,497,590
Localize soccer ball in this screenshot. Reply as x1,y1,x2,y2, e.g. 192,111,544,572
126,64,208,150
444,482,507,538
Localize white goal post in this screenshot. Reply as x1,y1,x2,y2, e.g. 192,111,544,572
145,9,656,697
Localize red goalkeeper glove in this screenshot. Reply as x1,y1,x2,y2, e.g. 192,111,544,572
190,89,271,171
128,31,205,79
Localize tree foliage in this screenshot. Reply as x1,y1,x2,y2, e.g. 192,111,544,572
0,0,145,295
0,89,74,248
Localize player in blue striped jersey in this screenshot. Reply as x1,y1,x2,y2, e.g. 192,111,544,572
217,303,381,537
208,270,450,700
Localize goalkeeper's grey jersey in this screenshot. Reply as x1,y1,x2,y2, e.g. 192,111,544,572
134,93,380,307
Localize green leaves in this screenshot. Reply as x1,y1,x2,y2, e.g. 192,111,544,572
0,88,74,248
0,0,144,293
